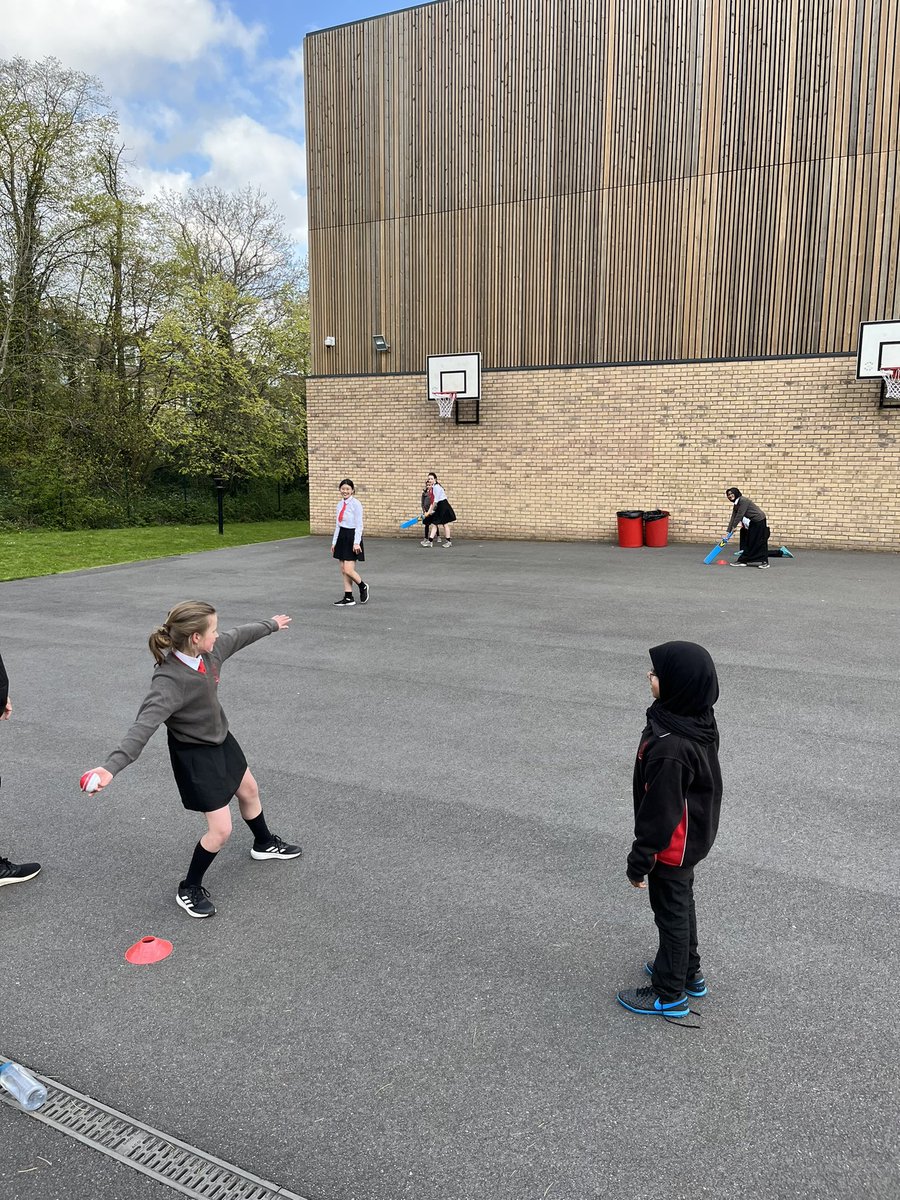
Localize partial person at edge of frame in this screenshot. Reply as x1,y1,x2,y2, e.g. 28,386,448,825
725,487,793,568
79,602,301,920
420,472,457,549
332,478,369,606
0,650,41,889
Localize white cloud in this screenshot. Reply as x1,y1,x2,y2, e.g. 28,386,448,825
0,2,309,251
129,163,194,201
0,0,262,87
199,115,307,249
261,45,305,131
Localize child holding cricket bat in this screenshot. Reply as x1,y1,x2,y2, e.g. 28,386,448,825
79,602,300,919
420,472,457,548
725,487,793,567
616,641,723,1020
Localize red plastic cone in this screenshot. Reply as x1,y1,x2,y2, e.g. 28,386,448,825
125,936,173,964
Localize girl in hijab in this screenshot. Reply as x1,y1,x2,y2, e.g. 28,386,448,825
725,487,792,567
616,641,723,1020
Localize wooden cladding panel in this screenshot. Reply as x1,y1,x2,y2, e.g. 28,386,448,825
309,150,900,373
306,0,899,229
305,0,900,374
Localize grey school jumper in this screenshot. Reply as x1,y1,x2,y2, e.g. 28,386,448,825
726,494,767,532
102,620,279,776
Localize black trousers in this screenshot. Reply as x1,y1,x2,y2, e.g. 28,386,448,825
735,519,770,564
647,863,701,1001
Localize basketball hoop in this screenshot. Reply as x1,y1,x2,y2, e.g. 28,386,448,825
431,391,457,419
879,367,900,402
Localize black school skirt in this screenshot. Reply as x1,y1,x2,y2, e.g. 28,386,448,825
431,498,456,524
333,526,365,561
167,730,247,812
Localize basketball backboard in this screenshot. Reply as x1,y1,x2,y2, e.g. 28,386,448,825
426,352,481,424
427,352,481,398
856,320,900,377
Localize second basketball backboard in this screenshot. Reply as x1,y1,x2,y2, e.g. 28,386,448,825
857,320,900,377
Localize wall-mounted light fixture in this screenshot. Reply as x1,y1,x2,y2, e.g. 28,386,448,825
373,334,390,352
324,336,335,347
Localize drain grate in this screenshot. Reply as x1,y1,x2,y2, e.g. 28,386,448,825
1,1061,307,1199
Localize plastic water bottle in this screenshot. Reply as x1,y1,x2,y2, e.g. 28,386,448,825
0,1061,48,1111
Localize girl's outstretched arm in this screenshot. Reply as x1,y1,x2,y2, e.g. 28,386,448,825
213,616,291,664
80,674,184,791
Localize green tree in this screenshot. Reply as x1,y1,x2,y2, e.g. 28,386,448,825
0,57,115,414
144,273,307,486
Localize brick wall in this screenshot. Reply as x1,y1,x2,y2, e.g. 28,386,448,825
307,356,900,551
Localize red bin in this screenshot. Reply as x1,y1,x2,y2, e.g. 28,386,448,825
644,510,670,547
616,510,644,548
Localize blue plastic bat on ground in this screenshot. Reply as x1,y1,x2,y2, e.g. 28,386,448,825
703,529,735,564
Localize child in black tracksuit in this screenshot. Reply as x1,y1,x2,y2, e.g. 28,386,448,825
617,641,723,1019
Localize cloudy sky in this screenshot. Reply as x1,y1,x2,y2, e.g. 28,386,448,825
0,0,418,254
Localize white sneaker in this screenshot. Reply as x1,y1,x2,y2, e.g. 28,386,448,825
420,539,432,547
443,540,452,548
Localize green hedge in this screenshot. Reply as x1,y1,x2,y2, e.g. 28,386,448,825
0,474,309,531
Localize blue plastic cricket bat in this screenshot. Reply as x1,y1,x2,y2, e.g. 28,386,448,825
400,516,421,529
703,529,735,564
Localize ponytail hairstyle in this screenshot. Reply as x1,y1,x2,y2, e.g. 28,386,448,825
338,478,355,491
148,601,217,665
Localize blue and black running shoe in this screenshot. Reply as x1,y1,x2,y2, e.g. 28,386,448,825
616,986,690,1018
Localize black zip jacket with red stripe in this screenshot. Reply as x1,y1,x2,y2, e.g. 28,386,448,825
627,724,723,881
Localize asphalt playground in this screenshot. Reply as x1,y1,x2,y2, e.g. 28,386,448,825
1,533,898,1200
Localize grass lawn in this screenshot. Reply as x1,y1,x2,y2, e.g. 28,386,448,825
0,521,310,581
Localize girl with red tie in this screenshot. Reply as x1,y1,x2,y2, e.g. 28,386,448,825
79,601,300,919
332,478,369,606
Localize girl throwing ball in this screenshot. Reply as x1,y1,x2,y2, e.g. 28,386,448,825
80,602,300,919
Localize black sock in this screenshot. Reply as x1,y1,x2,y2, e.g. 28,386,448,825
185,841,217,887
344,590,352,597
244,811,273,847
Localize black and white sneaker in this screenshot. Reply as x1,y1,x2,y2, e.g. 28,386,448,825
333,595,356,606
358,581,369,604
176,881,216,918
0,857,41,887
251,835,303,861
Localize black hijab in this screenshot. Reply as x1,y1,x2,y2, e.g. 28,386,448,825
646,641,719,744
